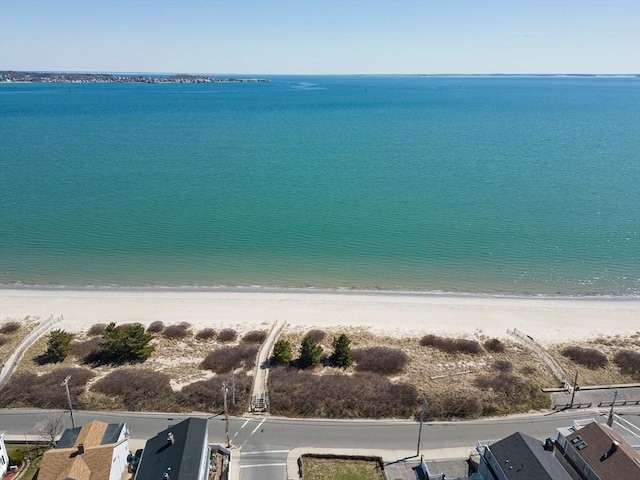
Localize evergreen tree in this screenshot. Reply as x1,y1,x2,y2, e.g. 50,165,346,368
330,333,353,368
45,329,72,362
103,322,154,363
272,339,293,365
298,335,322,369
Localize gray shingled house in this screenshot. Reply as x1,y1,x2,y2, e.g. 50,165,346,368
134,417,210,480
477,431,573,480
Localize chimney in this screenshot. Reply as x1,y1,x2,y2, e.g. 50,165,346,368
167,432,174,445
77,443,85,455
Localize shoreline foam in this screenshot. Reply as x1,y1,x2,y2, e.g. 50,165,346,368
1,288,638,345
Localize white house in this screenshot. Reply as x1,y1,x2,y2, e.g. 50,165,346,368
0,431,8,477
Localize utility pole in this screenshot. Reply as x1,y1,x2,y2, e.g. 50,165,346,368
232,372,236,407
607,390,619,427
569,371,579,408
417,398,426,457
60,375,75,428
222,382,231,447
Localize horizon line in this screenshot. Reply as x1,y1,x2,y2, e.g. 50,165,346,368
1,69,639,77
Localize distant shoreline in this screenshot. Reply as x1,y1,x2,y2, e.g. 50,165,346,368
0,70,269,84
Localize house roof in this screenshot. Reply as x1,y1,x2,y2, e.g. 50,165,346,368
38,420,125,480
488,432,573,480
135,417,209,480
565,421,640,480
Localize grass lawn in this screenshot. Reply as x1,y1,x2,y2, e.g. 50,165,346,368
301,456,386,480
6,444,48,480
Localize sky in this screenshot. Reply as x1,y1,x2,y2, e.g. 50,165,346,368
0,0,638,75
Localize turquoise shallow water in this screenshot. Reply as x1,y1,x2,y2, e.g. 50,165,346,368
0,76,639,295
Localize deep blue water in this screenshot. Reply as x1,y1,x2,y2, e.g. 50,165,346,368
1,76,638,295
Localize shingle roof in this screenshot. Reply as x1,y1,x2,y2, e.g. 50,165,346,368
135,418,209,480
38,420,125,480
488,432,573,480
566,421,640,480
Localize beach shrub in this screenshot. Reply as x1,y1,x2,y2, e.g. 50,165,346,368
92,369,175,411
0,337,7,347
178,373,252,415
268,367,419,419
491,360,513,373
102,322,154,363
217,328,238,343
147,321,165,333
474,373,549,412
242,330,268,344
45,329,73,362
561,346,608,369
484,338,505,352
163,322,192,340
196,328,216,340
330,334,353,369
298,336,323,369
423,392,484,420
353,347,408,375
201,345,259,374
71,337,106,363
272,339,293,365
614,350,640,378
0,367,94,409
420,334,482,354
0,321,20,334
87,323,107,336
305,329,327,343
118,322,143,331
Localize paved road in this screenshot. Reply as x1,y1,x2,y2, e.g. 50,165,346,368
1,407,639,480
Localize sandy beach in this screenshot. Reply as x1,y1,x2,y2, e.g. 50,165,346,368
1,288,638,344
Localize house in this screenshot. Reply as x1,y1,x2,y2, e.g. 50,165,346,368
555,419,640,480
38,420,129,480
0,431,8,477
134,417,210,480
477,431,573,480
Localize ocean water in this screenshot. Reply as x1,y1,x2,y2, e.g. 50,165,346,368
0,76,638,296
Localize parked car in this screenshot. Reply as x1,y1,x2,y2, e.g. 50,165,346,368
128,449,143,473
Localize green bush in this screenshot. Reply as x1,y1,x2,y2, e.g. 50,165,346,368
103,322,154,363
330,334,353,369
45,329,73,362
298,336,323,369
272,339,293,365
